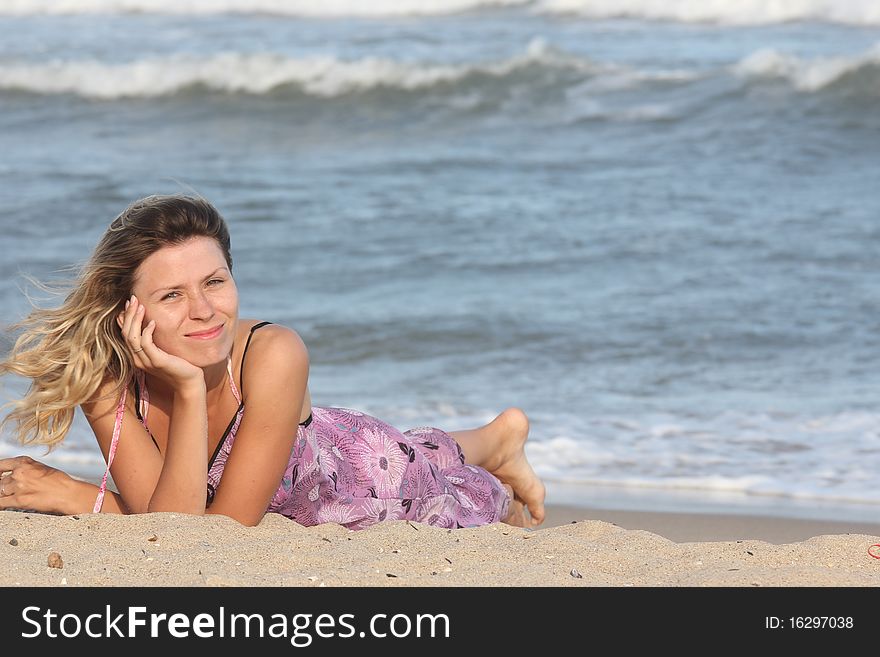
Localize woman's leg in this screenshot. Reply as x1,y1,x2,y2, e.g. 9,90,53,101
449,408,546,527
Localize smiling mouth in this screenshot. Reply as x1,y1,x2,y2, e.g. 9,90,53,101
185,324,224,339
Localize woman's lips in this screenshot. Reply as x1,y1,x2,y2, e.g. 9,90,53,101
185,324,224,340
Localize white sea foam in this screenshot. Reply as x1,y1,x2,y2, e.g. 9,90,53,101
536,0,880,26
0,39,595,99
525,436,617,478
5,404,880,510
0,0,530,17
3,0,879,24
734,43,880,92
549,474,774,494
525,408,880,506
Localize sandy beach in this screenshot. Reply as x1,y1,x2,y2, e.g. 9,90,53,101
3,1,880,606
2,505,878,587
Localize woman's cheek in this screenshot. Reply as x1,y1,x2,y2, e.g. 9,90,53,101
223,287,239,314
145,314,170,350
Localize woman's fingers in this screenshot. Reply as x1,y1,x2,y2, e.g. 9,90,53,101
143,319,156,351
118,295,151,365
122,295,137,331
135,319,157,368
127,300,145,345
0,461,19,502
0,457,20,471
0,471,13,497
0,455,33,472
117,297,200,384
120,297,138,347
0,457,59,512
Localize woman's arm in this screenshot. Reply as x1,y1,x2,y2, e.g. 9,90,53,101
0,455,129,515
82,378,166,514
114,296,210,514
82,295,210,516
0,370,167,516
83,374,210,516
63,477,130,514
146,380,208,514
205,324,309,526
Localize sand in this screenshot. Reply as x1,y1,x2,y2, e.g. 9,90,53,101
2,505,879,587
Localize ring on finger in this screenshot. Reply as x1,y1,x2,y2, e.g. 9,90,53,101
132,347,144,353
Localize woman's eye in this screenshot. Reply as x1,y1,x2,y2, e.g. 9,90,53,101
160,280,223,300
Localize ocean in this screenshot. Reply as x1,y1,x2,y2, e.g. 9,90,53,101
1,0,879,522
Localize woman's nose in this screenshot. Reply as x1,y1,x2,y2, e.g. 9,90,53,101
188,290,215,319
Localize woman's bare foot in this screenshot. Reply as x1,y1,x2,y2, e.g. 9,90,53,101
483,408,546,527
500,484,528,527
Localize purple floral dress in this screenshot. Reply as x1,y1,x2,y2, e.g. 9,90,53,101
210,405,510,530
95,322,510,530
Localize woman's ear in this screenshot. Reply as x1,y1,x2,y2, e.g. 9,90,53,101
116,298,130,330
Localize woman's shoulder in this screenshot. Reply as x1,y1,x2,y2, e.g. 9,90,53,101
236,320,309,372
81,374,128,419
238,319,306,348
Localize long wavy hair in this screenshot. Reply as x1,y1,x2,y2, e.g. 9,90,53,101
0,195,233,449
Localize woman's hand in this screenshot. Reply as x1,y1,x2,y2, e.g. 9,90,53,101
118,295,204,391
0,456,76,515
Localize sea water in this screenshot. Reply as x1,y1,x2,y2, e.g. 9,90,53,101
1,0,879,522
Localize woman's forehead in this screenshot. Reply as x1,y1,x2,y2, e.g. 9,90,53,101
135,237,227,283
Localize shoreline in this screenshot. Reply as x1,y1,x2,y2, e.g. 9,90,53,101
540,504,880,544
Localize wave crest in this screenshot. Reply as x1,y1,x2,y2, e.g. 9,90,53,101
0,39,595,100
537,0,880,26
0,0,530,17
734,44,880,93
3,0,880,24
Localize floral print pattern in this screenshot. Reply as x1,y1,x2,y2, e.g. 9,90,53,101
207,406,510,530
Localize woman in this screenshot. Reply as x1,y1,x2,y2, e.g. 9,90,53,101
0,195,545,529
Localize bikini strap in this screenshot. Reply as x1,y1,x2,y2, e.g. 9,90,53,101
226,357,240,405
132,370,150,424
93,385,127,513
232,321,272,402
139,370,150,423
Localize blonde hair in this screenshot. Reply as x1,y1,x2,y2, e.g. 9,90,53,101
0,195,233,449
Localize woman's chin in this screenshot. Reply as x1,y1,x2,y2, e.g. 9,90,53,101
163,334,234,369
169,345,227,370
192,352,229,368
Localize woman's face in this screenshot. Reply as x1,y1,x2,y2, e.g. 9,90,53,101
130,236,239,368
